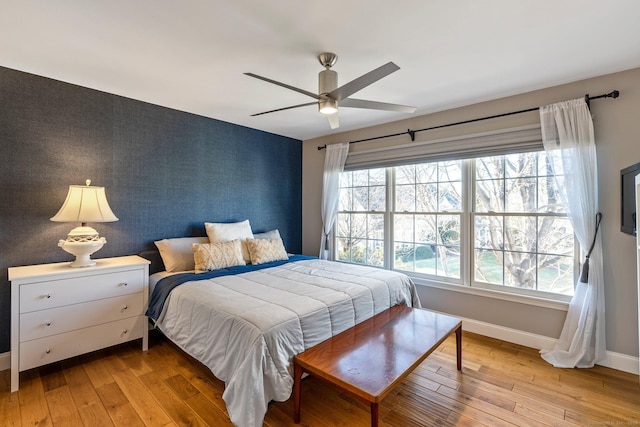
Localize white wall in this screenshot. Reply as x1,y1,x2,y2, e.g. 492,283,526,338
302,67,640,358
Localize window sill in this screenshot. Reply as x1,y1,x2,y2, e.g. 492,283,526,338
410,276,570,312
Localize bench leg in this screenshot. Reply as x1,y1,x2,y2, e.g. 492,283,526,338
370,402,379,427
455,325,462,371
293,363,303,423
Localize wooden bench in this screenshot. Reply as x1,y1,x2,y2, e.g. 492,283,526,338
293,305,462,427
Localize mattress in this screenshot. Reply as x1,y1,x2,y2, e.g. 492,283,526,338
147,256,420,427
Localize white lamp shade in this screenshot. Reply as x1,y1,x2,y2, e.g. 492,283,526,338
51,184,118,223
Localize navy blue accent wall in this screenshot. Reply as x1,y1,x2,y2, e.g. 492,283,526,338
0,66,302,353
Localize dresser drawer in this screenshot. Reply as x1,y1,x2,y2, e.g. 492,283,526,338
19,293,144,342
19,269,144,313
19,316,145,371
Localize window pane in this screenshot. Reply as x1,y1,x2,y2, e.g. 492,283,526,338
476,179,504,212
353,170,369,186
353,187,369,211
505,178,536,212
439,181,462,212
504,216,536,252
369,168,385,185
369,185,385,211
437,215,460,246
505,152,537,178
538,175,563,213
368,214,385,240
339,187,352,211
336,237,350,262
416,183,437,212
475,215,503,249
538,254,574,295
475,249,503,284
336,213,353,262
415,214,437,244
394,214,414,242
538,150,563,177
414,245,436,275
396,165,415,184
340,171,352,188
439,160,462,182
504,251,536,289
538,217,574,256
416,163,437,183
435,245,460,278
351,240,367,264
367,240,384,266
476,156,503,180
352,214,367,238
395,243,415,272
336,213,350,240
396,184,415,212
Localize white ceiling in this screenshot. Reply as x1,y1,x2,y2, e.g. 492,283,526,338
2,1,640,141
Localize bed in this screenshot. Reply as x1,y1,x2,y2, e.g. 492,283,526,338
144,226,420,427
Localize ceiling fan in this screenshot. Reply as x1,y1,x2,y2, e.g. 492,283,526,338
245,52,416,129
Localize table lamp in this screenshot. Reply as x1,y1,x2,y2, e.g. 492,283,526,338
50,179,118,267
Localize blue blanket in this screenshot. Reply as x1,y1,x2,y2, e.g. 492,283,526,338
145,254,316,321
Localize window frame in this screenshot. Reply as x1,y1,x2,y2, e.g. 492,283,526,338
334,154,577,304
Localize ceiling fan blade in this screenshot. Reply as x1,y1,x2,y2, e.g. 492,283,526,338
326,113,339,129
328,62,400,102
340,98,416,113
244,73,319,100
250,102,317,116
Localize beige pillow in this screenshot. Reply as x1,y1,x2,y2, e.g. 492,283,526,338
205,220,254,263
246,237,288,265
154,236,209,272
192,240,246,273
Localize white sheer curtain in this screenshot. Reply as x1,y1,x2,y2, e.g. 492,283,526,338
319,142,350,259
539,98,606,368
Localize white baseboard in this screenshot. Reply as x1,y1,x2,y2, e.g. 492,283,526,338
461,316,639,375
0,351,9,372
1,320,637,376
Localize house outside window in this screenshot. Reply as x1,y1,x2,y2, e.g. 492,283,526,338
335,150,576,301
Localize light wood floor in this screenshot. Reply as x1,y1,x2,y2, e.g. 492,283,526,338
1,330,639,426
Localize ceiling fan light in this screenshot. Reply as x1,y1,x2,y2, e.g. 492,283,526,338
319,98,338,115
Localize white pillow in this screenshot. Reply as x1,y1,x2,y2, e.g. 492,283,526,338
205,219,254,263
192,240,246,273
253,229,281,240
154,236,209,272
245,237,289,265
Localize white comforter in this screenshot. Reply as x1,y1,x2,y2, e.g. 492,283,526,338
155,259,420,427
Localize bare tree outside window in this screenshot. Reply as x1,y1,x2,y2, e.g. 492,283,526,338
475,153,574,295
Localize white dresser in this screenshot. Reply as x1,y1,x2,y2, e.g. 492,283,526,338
8,255,150,392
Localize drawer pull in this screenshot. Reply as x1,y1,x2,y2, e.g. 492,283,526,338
45,348,51,354
44,293,51,299
122,329,128,334
122,305,128,310
120,282,128,287
45,321,51,327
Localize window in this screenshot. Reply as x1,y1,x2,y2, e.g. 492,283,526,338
336,168,386,266
393,162,462,279
335,150,576,299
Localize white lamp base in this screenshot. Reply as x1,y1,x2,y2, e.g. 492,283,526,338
58,226,107,267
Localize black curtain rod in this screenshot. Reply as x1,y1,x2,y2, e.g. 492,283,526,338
317,90,619,150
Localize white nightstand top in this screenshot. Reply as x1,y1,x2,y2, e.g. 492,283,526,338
8,255,150,281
